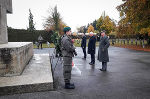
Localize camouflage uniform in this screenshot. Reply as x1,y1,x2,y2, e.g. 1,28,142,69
61,34,76,83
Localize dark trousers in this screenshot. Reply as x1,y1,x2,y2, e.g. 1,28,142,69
102,62,107,70
82,48,86,58
90,53,95,64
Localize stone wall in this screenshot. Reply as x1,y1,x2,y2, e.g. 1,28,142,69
0,42,33,76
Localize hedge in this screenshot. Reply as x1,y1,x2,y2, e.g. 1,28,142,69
8,29,53,43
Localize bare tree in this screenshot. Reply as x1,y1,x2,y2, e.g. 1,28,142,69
43,6,66,34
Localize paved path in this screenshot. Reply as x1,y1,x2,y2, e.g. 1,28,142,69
1,47,150,99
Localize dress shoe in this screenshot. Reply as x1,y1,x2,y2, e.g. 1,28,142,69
69,83,74,86
65,83,75,89
99,69,106,71
89,62,92,65
89,62,95,65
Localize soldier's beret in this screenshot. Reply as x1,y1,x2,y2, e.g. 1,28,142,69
63,27,71,33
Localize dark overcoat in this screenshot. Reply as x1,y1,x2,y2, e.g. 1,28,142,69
97,35,110,62
81,36,86,48
88,36,96,54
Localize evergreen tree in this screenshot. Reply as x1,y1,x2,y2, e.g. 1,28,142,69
92,20,97,30
28,9,36,42
28,9,35,31
83,26,87,33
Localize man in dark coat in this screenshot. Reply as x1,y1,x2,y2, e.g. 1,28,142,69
97,31,110,71
81,33,87,59
61,27,77,89
88,32,96,65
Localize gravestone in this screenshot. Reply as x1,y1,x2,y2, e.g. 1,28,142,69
135,39,138,45
114,39,116,43
123,39,125,45
142,40,145,48
140,40,142,46
0,0,33,76
131,39,133,45
127,39,129,45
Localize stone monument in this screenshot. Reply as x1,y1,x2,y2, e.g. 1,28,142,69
0,0,33,76
0,1,53,95
0,0,12,44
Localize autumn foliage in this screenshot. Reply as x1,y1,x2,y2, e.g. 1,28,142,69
117,0,150,37
88,25,94,33
96,15,116,34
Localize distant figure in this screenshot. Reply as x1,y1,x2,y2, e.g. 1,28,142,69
98,31,110,71
81,33,87,59
88,32,96,65
47,41,50,48
35,41,39,49
38,35,44,49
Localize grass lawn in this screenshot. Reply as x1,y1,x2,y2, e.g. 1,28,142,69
33,39,100,49
33,43,55,49
34,39,150,52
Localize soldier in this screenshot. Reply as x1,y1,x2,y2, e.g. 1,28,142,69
97,31,110,71
61,27,77,89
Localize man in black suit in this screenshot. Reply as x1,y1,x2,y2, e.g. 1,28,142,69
88,32,96,65
81,33,87,59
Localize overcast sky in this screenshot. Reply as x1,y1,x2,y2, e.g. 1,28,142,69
7,0,123,32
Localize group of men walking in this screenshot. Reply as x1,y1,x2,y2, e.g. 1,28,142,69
61,27,110,89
